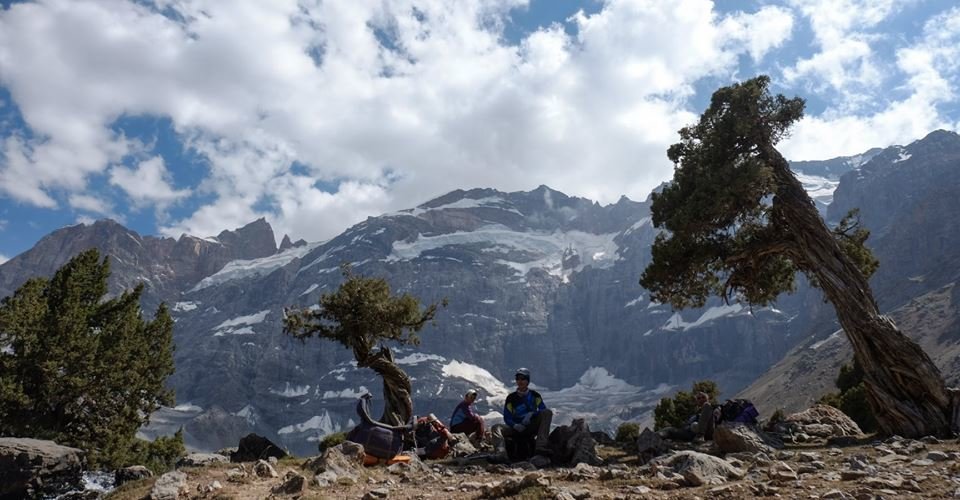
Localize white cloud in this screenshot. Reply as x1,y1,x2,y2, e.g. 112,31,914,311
0,254,8,265
109,156,190,207
68,193,118,220
781,6,960,160
784,0,910,106
0,0,792,242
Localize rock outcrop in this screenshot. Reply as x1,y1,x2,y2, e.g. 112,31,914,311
0,438,84,500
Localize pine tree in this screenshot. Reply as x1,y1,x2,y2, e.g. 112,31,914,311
640,76,953,437
283,264,445,426
0,249,175,467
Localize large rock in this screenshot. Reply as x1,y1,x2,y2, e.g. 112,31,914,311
304,441,365,484
115,465,154,486
150,470,188,500
786,405,862,438
548,418,601,466
636,427,668,465
651,450,745,487
0,437,85,500
230,433,287,462
177,453,228,467
714,423,783,454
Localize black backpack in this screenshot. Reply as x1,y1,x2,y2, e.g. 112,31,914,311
719,399,759,424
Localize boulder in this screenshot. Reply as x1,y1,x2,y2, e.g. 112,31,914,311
230,433,287,462
785,405,862,438
448,433,478,457
304,441,365,483
253,459,278,478
150,470,188,500
636,427,668,464
115,465,154,486
177,453,228,467
547,418,601,466
651,450,745,487
714,423,783,454
273,471,306,494
0,437,85,499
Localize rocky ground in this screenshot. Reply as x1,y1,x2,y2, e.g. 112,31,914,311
105,436,960,500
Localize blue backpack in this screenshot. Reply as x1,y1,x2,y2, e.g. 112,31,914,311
719,399,759,424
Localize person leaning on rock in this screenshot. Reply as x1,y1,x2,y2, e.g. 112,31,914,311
658,391,717,442
491,368,553,458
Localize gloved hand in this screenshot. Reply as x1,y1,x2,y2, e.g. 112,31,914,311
522,413,533,426
512,423,526,433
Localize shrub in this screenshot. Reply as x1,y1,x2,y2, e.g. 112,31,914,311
818,360,877,433
615,422,640,443
124,429,187,475
653,380,720,430
319,431,347,452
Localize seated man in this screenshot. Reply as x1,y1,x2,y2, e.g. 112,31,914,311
659,391,716,441
491,368,553,460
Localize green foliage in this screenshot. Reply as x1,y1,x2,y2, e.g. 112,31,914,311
283,264,446,364
640,76,878,310
653,380,720,430
818,360,877,433
319,431,347,452
615,422,640,444
0,249,175,468
124,429,186,475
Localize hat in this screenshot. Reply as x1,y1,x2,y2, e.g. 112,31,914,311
515,367,531,380
465,389,478,399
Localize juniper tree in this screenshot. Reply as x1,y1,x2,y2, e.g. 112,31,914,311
640,76,954,437
283,265,445,426
0,249,175,466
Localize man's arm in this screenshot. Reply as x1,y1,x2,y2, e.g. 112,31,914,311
503,397,517,426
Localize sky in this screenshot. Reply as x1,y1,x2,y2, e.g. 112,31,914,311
1,0,959,263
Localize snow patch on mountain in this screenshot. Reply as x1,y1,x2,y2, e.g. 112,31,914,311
398,196,525,218
321,386,370,399
270,383,311,398
212,310,270,336
441,360,510,405
795,172,840,207
277,411,338,436
541,367,671,433
662,304,746,331
191,243,319,291
172,301,199,312
395,353,447,365
810,329,843,350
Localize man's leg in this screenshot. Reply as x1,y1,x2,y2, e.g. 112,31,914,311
531,409,553,454
697,404,715,440
490,423,514,452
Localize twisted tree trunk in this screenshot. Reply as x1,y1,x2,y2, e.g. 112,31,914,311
765,147,952,437
357,345,414,427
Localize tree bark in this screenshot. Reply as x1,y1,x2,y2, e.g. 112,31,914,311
765,147,952,437
358,345,414,427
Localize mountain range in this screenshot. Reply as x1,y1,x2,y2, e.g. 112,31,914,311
1,131,958,456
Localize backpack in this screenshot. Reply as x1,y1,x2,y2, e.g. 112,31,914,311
345,394,410,459
719,399,759,424
414,414,452,460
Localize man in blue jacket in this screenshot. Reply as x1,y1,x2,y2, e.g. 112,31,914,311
491,368,553,459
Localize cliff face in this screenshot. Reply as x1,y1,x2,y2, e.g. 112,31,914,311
3,132,957,455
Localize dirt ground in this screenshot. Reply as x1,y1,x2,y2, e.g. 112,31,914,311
105,439,960,499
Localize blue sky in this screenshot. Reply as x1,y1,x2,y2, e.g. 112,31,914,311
1,0,959,262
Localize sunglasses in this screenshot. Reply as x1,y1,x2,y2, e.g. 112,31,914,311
515,375,529,381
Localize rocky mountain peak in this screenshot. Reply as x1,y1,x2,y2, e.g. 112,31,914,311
215,218,277,260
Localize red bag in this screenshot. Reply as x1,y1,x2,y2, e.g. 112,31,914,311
415,414,452,459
